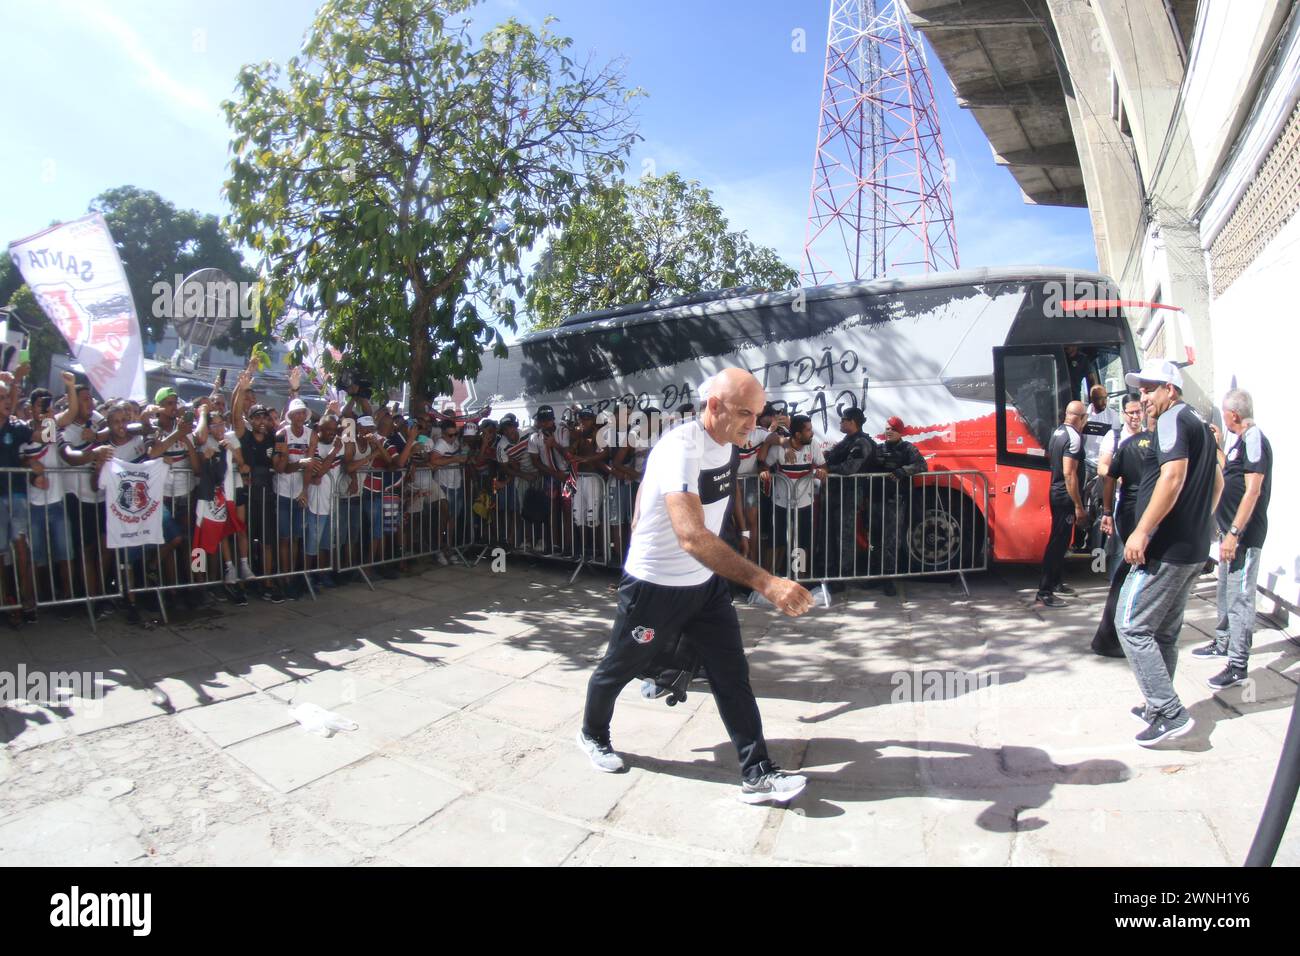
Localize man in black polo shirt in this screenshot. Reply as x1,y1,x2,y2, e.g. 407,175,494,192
1035,401,1087,608
1091,404,1154,656
1193,388,1272,691
1117,359,1222,746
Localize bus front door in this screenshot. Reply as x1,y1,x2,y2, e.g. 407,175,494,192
992,348,1068,563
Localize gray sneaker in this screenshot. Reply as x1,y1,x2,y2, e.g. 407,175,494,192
1129,704,1154,726
740,766,808,805
1207,665,1248,691
576,729,625,773
1135,711,1195,747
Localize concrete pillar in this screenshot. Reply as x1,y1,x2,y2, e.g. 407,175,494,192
1045,0,1145,279
1091,0,1192,199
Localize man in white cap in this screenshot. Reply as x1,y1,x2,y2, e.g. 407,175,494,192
1116,359,1222,747
274,397,314,595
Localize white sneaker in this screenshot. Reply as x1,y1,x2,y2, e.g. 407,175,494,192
576,729,625,773
435,552,450,567
739,765,807,804
239,562,256,582
223,564,238,585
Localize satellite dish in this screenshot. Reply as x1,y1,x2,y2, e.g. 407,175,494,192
169,268,238,370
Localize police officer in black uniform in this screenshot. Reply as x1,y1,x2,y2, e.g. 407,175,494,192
1036,400,1088,608
820,407,878,582
870,415,928,594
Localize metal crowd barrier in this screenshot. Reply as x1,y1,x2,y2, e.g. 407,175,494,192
457,467,989,593
129,471,339,621
3,458,991,624
333,465,482,588
456,470,630,583
790,470,990,593
1,466,125,631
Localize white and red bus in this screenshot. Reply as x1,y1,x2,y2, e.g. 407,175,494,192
464,267,1142,566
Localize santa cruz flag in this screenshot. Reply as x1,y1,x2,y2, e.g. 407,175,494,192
8,213,146,400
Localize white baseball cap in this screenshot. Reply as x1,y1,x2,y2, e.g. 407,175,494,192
356,415,376,428
287,398,309,414
1124,358,1183,391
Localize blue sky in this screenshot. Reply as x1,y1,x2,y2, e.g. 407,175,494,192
1,0,1098,298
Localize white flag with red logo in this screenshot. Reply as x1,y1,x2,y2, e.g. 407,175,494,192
101,458,167,548
7,213,146,400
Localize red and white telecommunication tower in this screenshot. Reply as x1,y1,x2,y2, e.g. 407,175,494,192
802,0,959,284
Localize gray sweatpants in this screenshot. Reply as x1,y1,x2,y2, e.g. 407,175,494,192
1214,546,1262,670
1116,559,1202,719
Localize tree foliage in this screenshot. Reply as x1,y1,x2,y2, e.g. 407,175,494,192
526,172,798,329
3,284,67,386
222,0,641,398
89,185,264,352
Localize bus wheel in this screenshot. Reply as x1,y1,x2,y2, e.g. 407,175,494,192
904,493,986,572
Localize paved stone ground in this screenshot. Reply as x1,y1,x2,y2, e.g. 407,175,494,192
1,556,1297,867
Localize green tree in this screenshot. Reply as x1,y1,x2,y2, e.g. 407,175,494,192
0,255,23,308
3,284,68,387
526,172,799,329
222,0,641,398
89,185,265,353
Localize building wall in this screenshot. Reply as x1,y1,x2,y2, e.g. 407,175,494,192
1206,210,1300,608
1183,0,1293,203
1054,0,1300,608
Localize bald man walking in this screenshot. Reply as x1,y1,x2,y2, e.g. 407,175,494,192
578,369,814,804
1035,401,1089,608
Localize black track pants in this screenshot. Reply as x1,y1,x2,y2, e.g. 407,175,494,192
582,572,770,781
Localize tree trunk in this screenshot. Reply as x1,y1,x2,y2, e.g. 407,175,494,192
409,296,432,401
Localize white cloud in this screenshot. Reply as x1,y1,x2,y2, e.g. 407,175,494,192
60,0,226,138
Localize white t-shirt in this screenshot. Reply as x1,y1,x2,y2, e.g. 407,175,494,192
60,421,98,502
1099,422,1141,462
434,437,465,490
273,423,314,499
528,425,570,474
306,436,344,516
154,419,197,499
96,435,150,504
1084,406,1122,466
736,427,770,477
20,436,63,506
624,420,737,587
767,441,825,510
348,437,382,497
409,438,436,489
625,425,655,477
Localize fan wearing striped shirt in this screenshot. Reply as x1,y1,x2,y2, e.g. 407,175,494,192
19,386,79,615
494,413,533,549
732,403,787,563
760,415,826,576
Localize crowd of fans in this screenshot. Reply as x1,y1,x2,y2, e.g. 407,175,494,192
0,356,932,627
